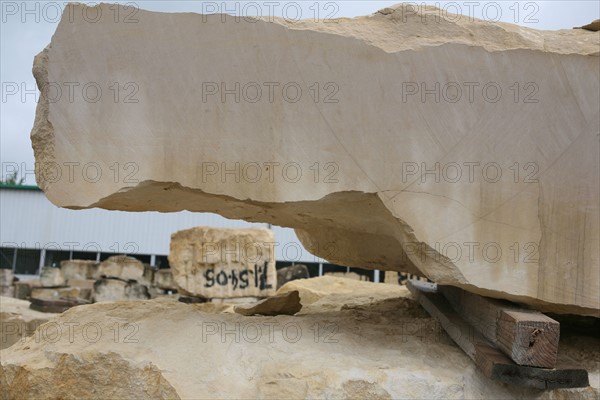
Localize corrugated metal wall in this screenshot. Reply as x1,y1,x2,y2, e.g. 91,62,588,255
0,187,324,263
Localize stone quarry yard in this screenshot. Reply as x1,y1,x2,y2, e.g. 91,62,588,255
1,1,598,399
1,277,598,399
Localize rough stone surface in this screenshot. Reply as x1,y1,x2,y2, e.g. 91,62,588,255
92,278,150,302
39,267,65,287
1,277,598,399
95,256,144,281
169,227,277,298
31,287,91,301
61,259,98,280
139,264,155,287
66,278,96,291
30,3,600,316
0,269,14,287
234,290,302,316
0,297,59,350
325,271,370,281
0,286,14,298
13,282,31,300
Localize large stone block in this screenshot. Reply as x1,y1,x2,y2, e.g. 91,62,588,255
95,256,144,281
169,227,276,298
39,267,65,287
92,278,150,302
29,3,600,315
0,269,14,287
61,260,98,280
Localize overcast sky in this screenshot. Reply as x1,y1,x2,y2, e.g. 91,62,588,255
1,1,599,184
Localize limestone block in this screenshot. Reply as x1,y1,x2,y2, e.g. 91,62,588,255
139,264,155,287
61,259,98,280
31,287,91,301
95,256,144,281
234,290,302,316
39,267,65,287
29,3,600,315
0,286,14,298
384,271,399,285
66,278,96,290
13,282,31,300
92,278,150,302
169,227,277,298
0,269,14,287
325,272,370,281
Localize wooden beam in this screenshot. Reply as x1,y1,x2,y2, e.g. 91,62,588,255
407,280,589,389
438,285,559,368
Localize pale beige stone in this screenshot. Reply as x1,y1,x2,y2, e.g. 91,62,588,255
169,227,277,298
30,3,600,316
61,259,98,280
1,278,597,398
139,264,155,287
92,278,150,302
66,278,96,290
95,256,144,281
0,297,59,350
384,271,399,285
234,290,302,316
0,269,14,287
39,267,65,287
325,271,370,281
31,287,91,301
0,286,14,298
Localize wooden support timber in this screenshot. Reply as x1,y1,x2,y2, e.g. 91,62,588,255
438,285,560,368
407,281,589,389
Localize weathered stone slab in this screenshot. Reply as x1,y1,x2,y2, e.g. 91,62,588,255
0,286,14,298
30,3,600,316
325,272,369,281
66,278,96,290
61,260,98,280
92,278,150,302
95,256,144,281
0,269,14,287
234,290,302,316
31,287,91,301
13,282,31,300
139,264,155,287
169,227,276,298
39,267,65,287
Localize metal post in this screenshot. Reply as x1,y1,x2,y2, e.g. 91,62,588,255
150,254,156,267
12,248,17,272
318,262,323,276
373,269,380,283
39,248,46,275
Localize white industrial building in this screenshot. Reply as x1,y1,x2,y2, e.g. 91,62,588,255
0,184,376,280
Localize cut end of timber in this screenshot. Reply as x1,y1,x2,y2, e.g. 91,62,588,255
497,310,560,369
